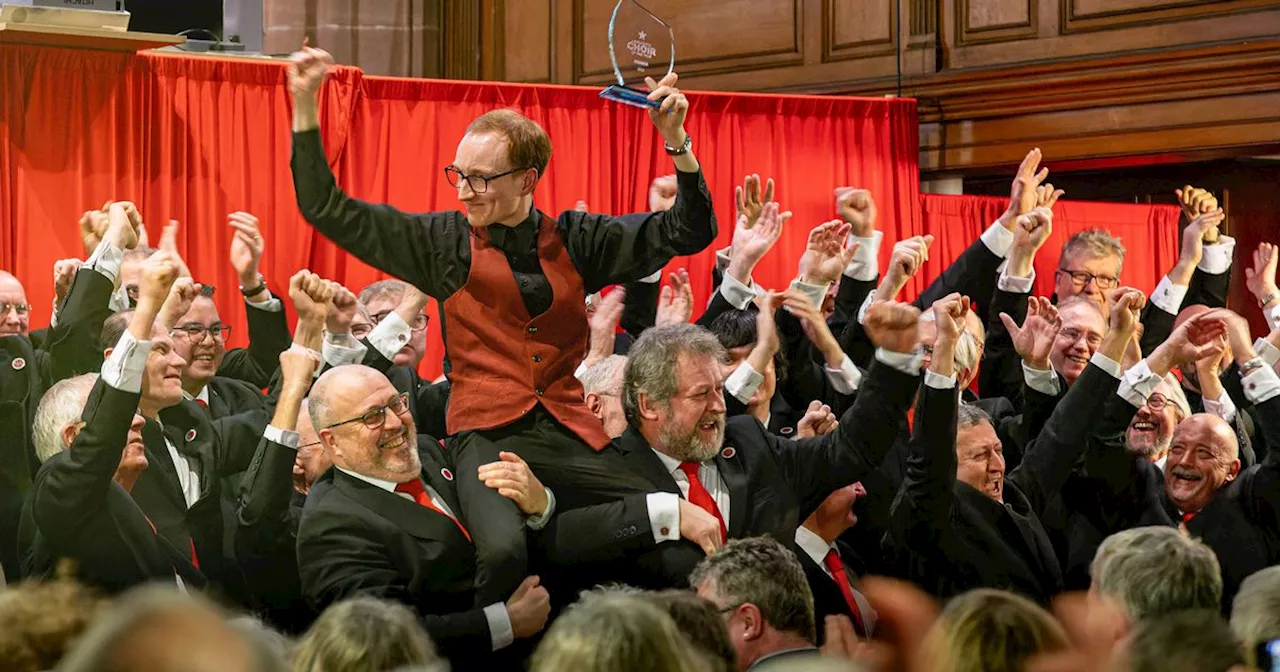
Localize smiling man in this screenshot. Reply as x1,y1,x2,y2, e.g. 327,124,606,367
1125,374,1190,466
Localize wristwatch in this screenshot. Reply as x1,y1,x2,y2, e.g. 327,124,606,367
1259,290,1279,308
239,273,267,297
664,134,692,156
1238,357,1267,378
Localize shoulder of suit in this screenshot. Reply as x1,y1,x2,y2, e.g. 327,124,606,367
211,376,266,397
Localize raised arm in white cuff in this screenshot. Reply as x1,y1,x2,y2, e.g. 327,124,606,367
789,279,830,309
368,312,413,362
1267,304,1280,332
997,265,1036,293
875,348,923,376
1202,389,1238,423
824,355,863,395
924,370,956,389
856,292,875,326
720,271,759,310
246,292,283,312
1090,352,1123,378
1198,236,1235,275
1149,276,1189,316
263,425,300,449
980,222,1015,259
1242,361,1280,405
483,603,514,651
844,231,883,282
101,330,151,393
322,332,368,368
725,362,765,404
1022,362,1061,396
85,239,124,284
1256,338,1280,368
647,492,681,543
1119,359,1163,408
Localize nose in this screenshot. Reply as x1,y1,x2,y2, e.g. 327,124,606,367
130,413,146,433
457,179,476,201
382,406,405,433
708,389,727,415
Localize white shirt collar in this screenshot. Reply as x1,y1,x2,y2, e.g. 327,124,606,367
336,466,400,493
651,447,686,475
182,386,210,404
794,526,834,566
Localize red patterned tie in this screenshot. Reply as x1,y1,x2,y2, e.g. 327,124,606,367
195,398,208,409
395,478,471,542
824,548,867,637
678,462,727,543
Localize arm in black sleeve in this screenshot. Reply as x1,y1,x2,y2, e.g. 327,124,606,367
980,288,1031,405
1186,265,1230,309
1138,302,1177,356
219,301,292,389
290,130,469,299
827,276,875,336
885,381,959,555
43,268,116,380
619,280,661,340
534,493,659,565
914,237,1003,325
695,287,744,329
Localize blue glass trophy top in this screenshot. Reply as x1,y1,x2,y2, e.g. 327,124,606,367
600,0,675,109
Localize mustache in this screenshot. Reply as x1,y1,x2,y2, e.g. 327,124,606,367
1170,465,1202,480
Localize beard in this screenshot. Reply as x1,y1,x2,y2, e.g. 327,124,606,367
1126,423,1173,460
659,413,725,463
370,427,421,480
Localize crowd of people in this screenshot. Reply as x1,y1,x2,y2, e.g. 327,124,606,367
0,42,1279,672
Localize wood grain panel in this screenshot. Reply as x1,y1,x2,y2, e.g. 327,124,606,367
500,0,554,82
1062,0,1279,34
825,0,896,61
956,0,1036,45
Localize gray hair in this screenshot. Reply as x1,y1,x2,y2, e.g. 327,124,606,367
956,403,992,431
689,536,816,644
1090,526,1222,622
291,597,439,672
531,591,706,672
358,279,407,306
1232,567,1280,666
1124,609,1243,672
581,355,627,397
920,309,984,377
1159,373,1193,422
33,374,98,463
623,324,725,427
1060,228,1126,272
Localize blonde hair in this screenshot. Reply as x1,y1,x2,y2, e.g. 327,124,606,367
466,109,553,177
924,589,1068,672
291,597,438,672
531,592,706,672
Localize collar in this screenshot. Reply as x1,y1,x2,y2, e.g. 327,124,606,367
182,386,210,404
793,526,834,566
336,466,400,493
751,648,819,667
486,206,540,252
651,447,686,476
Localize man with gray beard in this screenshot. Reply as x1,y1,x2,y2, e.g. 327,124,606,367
1125,373,1191,467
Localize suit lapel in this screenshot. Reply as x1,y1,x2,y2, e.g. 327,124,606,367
140,419,187,511
335,470,468,544
616,426,680,494
714,446,750,538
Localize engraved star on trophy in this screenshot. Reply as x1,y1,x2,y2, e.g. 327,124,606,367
599,0,675,109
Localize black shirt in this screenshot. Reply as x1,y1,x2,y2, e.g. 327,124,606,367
290,130,716,320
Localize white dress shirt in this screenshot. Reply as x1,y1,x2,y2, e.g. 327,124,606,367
646,448,730,543
793,526,878,636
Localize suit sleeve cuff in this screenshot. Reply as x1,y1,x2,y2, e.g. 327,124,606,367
246,293,283,312
1202,389,1238,423
856,292,875,326
1255,337,1280,368
525,488,555,530
1149,276,1188,316
1242,361,1280,405
1198,235,1235,275
844,231,883,282
484,602,514,650
1119,359,1163,408
715,247,732,274
85,239,124,284
720,271,758,310
263,425,300,449
368,312,412,361
875,348,923,376
997,266,1036,293
824,355,863,395
725,362,765,404
1022,361,1061,396
924,370,956,389
981,222,1015,259
647,492,681,543
102,330,151,393
790,279,830,309
1090,352,1123,379
322,332,368,367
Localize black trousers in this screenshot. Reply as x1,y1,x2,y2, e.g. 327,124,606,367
450,406,651,605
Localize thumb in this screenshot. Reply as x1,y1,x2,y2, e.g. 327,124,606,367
999,312,1019,337
700,537,717,556
512,575,539,599
659,284,674,305
807,400,823,413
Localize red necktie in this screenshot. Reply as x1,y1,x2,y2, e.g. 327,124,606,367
1182,511,1196,525
395,478,472,542
678,462,727,543
824,548,867,637
144,515,198,569
195,399,208,409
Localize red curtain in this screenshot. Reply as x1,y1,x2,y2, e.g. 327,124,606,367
918,194,1183,303
0,45,919,380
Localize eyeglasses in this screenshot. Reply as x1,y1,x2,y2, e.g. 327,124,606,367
444,165,531,194
1145,393,1168,411
1057,327,1103,348
371,310,429,332
1056,269,1119,290
323,392,411,430
0,302,29,316
170,323,232,343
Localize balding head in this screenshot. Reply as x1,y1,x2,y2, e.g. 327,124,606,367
0,270,29,336
309,365,419,484
293,398,331,495
1164,413,1240,515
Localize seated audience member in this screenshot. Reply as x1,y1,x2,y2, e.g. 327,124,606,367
580,354,628,439
1231,566,1280,669
796,483,876,641
291,597,442,672
0,575,107,672
296,364,553,668
922,588,1068,672
1089,527,1222,629
530,591,707,672
1116,609,1245,672
644,589,738,672
692,536,820,671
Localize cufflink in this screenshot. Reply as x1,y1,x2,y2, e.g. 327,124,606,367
660,527,670,536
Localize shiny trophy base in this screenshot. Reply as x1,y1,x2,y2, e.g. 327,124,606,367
600,84,660,109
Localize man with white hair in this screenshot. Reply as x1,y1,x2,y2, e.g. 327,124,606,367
1231,566,1280,668
1090,526,1222,632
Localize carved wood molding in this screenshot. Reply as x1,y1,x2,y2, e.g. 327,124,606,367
443,0,481,80
1060,0,1280,35
823,0,897,63
955,0,1037,46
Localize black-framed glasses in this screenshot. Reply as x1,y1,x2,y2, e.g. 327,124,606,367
1056,269,1119,290
1145,393,1168,411
371,309,429,332
323,392,411,430
0,302,29,316
298,440,324,451
171,323,232,343
444,165,531,194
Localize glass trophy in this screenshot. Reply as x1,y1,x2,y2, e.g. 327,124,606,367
600,0,675,109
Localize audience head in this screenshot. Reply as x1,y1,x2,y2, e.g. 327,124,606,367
101,310,187,416
56,586,258,672
0,270,29,336
918,307,985,389
291,597,439,672
530,591,705,672
1164,413,1239,515
118,245,156,307
1232,567,1280,668
1055,229,1124,306
168,289,228,394
349,303,373,341
624,324,728,463
691,537,816,671
0,576,107,672
1090,527,1222,628
293,398,332,495
1173,304,1233,385
1126,373,1190,462
709,309,786,412
358,280,428,369
922,588,1067,672
1048,296,1107,386
33,374,147,490
454,109,551,229
954,403,1004,502
644,590,738,672
309,365,419,484
804,482,868,542
1115,609,1243,672
227,617,290,672
582,354,629,438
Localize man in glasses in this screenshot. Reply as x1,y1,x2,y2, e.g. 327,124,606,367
288,43,715,606
0,272,30,338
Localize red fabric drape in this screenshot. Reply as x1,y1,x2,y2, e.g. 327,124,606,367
1,45,918,380
918,194,1183,303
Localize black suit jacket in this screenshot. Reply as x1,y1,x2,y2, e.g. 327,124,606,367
359,340,451,441
27,378,204,593
217,299,292,389
0,335,52,580
297,442,515,669
797,538,876,642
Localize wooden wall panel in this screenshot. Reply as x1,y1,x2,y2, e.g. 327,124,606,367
956,0,1036,45
826,0,896,61
263,0,441,78
1062,0,1279,34
503,0,555,82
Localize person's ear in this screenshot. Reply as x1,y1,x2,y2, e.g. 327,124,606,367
739,603,765,641
521,168,539,195
638,392,662,422
585,392,603,418
60,421,84,450
103,347,113,360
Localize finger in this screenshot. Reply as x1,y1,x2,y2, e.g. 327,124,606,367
999,312,1020,337
762,178,775,204
807,400,822,413
1017,148,1041,178
1032,166,1049,186
734,186,745,216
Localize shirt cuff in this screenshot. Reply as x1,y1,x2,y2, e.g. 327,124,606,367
1119,359,1164,408
574,360,589,382
484,602,515,651
109,285,130,313
924,370,956,389
980,221,1015,259
322,332,368,368
263,425,300,449
1022,361,1061,396
997,266,1036,294
85,239,124,285
1255,337,1280,369
720,271,759,311
1090,352,1123,379
1149,276,1189,316
790,279,830,310
875,348,923,376
246,292,283,312
647,492,681,543
856,292,875,326
368,312,412,362
1198,235,1235,275
844,231,883,282
824,355,863,395
638,270,662,283
725,362,765,404
1242,361,1280,405
102,330,151,393
1267,304,1280,332
715,247,732,275
525,488,555,530
1202,389,1238,424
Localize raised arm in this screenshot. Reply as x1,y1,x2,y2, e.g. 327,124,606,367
218,212,292,387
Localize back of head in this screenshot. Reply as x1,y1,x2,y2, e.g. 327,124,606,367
645,589,738,672
466,109,553,177
291,597,437,672
709,309,788,384
926,589,1068,672
581,354,627,396
530,592,703,672
1122,609,1243,672
1091,526,1222,622
358,278,407,306
1232,566,1280,667
0,576,106,672
689,536,816,644
99,311,133,352
33,374,97,463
